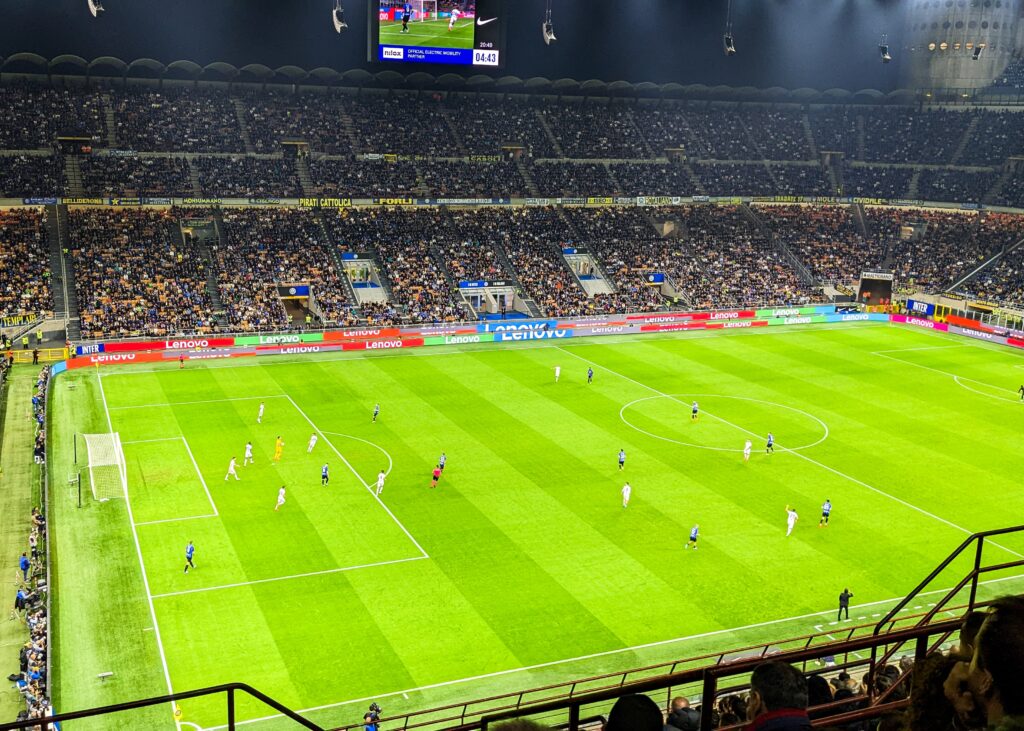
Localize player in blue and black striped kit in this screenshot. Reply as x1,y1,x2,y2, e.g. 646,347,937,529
401,2,413,33
183,540,195,574
685,524,699,550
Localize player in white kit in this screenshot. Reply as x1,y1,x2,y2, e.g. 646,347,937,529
554,365,561,383
786,505,799,536
621,482,631,508
743,439,752,462
376,470,386,496
275,486,286,511
225,457,240,481
244,441,254,466
257,401,265,424
448,7,460,30
307,433,318,453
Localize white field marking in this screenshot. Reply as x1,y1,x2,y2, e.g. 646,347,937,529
108,394,287,410
284,395,429,559
135,515,216,527
556,345,1024,560
150,555,429,599
92,322,892,376
180,436,219,516
953,375,1024,404
204,573,1024,731
874,350,1023,404
871,344,972,354
180,723,203,731
122,437,184,445
320,431,394,477
96,372,180,727
813,624,837,641
143,627,154,632
619,394,829,453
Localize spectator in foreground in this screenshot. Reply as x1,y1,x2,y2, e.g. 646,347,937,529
745,661,811,730
665,696,700,731
605,694,663,731
945,595,1024,731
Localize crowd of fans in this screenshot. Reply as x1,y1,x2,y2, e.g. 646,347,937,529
543,104,649,159
0,155,64,197
474,596,1024,731
194,156,302,197
310,158,419,197
991,55,1024,90
418,160,526,198
842,166,914,200
0,86,103,150
9,366,52,727
445,96,557,158
531,162,616,196
69,208,215,337
80,155,192,196
610,163,696,196
992,168,1024,209
0,208,52,321
217,208,354,328
113,88,244,153
241,90,352,155
917,170,996,205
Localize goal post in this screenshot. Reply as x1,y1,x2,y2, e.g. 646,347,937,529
82,433,128,502
416,0,436,20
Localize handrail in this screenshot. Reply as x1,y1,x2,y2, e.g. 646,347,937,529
0,682,324,731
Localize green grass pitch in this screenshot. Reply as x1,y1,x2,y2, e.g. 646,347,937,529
47,323,1024,729
379,17,475,50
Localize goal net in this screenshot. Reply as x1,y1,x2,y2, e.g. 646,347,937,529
416,0,436,20
83,433,127,502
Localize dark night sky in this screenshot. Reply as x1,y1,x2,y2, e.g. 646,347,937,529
0,0,907,90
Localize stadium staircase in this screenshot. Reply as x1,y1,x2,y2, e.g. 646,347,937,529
984,166,1015,205
53,205,81,340
339,109,362,153
851,203,869,239
314,209,359,308
231,98,257,154
62,157,84,197
948,231,1024,294
100,92,117,147
44,205,67,323
625,108,658,159
440,108,469,157
15,526,1022,731
184,220,226,327
514,158,539,196
490,241,543,317
680,160,707,195
534,109,565,158
741,204,818,286
296,155,315,196
855,115,866,160
187,157,202,195
826,156,843,196
907,168,922,199
949,115,981,166
801,112,818,157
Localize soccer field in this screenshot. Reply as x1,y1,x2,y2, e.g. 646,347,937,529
379,18,475,50
48,322,1024,729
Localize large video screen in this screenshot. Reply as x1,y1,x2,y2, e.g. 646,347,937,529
369,0,505,68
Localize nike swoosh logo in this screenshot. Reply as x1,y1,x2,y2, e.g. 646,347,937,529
476,17,497,25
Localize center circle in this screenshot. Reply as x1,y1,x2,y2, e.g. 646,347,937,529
619,394,829,452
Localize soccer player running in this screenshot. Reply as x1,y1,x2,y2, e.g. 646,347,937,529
376,470,386,496
743,439,752,462
274,436,285,461
275,486,287,511
257,401,265,424
225,457,240,481
691,401,699,421
1019,384,1024,401
307,433,318,453
618,449,626,470
685,524,699,550
438,452,447,472
372,403,380,423
587,367,594,384
244,441,254,466
785,505,799,536
183,541,195,574
321,463,329,486
621,482,631,508
401,1,412,32
448,5,460,31
766,432,775,454
819,499,832,527
430,465,442,488
554,365,561,383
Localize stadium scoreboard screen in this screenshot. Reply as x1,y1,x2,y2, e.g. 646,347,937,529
370,0,506,67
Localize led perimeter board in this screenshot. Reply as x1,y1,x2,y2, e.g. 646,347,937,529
369,0,506,67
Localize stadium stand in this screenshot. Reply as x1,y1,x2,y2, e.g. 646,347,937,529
0,86,103,150
79,155,192,196
445,96,558,158
345,95,462,156
193,156,302,198
993,168,1024,209
842,165,913,200
69,208,215,337
992,55,1024,89
113,88,244,153
916,169,997,204
310,157,419,197
240,90,352,155
609,163,695,196
418,160,526,197
0,155,64,197
542,104,649,159
0,208,52,320
530,162,616,196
